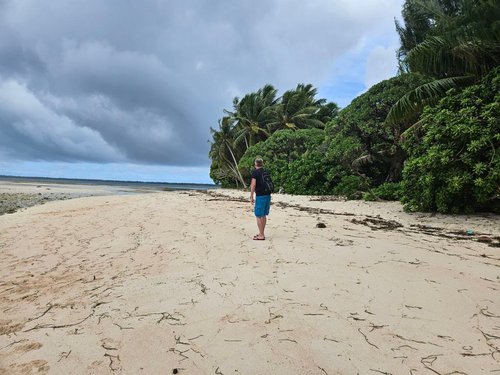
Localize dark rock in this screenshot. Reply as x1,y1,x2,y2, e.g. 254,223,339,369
316,222,327,228
477,236,493,243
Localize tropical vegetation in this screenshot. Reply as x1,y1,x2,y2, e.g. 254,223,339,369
209,0,500,213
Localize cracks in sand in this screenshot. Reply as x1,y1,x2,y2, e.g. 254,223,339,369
104,352,122,372
478,307,500,318
370,370,392,375
358,328,379,349
472,327,500,360
168,333,206,362
134,311,185,325
0,339,29,351
264,308,283,324
393,334,442,348
27,303,54,322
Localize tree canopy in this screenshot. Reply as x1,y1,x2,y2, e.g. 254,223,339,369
208,0,500,213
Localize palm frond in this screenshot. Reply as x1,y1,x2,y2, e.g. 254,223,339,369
400,117,427,140
385,75,475,125
352,154,375,169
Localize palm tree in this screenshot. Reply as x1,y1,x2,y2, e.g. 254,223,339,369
225,84,278,150
209,117,247,187
395,0,433,72
268,84,326,131
387,0,500,127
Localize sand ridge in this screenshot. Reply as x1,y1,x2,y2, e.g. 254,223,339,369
0,189,499,374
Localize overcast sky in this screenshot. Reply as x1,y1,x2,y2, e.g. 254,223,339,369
0,0,404,183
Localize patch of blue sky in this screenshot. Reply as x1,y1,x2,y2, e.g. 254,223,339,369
318,34,399,108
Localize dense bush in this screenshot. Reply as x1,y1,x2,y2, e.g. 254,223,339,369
323,73,432,187
238,129,331,194
332,175,369,199
401,67,500,213
363,182,402,201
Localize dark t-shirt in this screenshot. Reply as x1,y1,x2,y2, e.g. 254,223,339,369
251,168,270,196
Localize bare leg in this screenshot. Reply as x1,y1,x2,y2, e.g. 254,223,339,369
256,217,265,239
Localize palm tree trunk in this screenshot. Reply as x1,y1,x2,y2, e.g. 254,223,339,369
386,146,406,182
226,142,247,188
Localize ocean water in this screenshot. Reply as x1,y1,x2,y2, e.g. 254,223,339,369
0,175,217,193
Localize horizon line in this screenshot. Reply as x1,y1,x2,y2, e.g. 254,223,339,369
0,174,217,186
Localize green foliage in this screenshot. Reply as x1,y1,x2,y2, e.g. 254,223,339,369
362,191,378,201
267,84,328,132
400,67,500,213
332,175,369,199
208,0,500,213
324,74,431,188
209,117,247,188
389,0,500,125
225,84,278,149
209,83,337,188
238,129,330,195
363,182,402,201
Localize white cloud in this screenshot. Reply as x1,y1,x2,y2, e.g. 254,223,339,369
0,78,123,161
364,45,399,90
0,0,405,176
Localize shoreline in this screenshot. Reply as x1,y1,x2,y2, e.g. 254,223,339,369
0,179,213,216
0,181,135,216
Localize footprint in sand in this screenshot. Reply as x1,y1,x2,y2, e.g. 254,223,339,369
0,320,24,335
14,342,43,353
101,337,120,351
2,360,50,374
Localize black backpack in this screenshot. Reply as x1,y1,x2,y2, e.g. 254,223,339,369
261,169,274,194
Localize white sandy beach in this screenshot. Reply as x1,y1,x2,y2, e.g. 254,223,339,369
0,187,499,374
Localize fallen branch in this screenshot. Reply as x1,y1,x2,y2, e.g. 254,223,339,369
113,323,133,330
24,311,94,332
57,350,72,362
420,355,443,375
369,323,387,332
370,370,392,375
279,338,298,343
324,337,340,343
29,303,54,322
394,334,441,347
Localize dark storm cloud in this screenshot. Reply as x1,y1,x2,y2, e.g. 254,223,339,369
0,0,402,166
